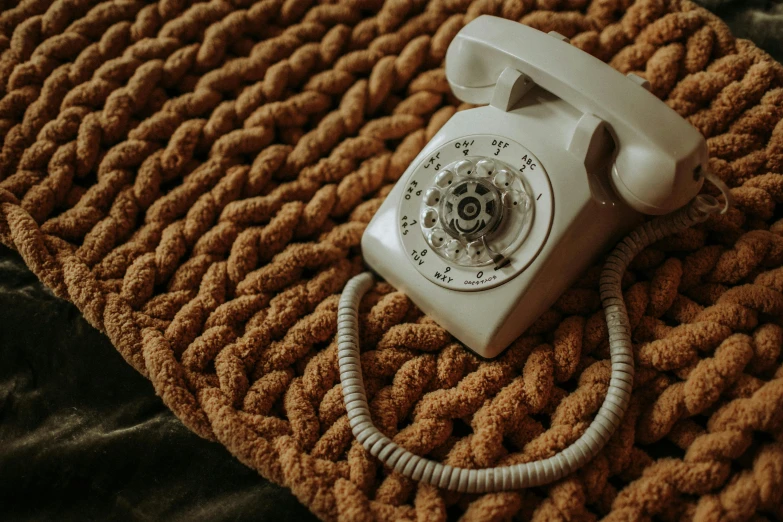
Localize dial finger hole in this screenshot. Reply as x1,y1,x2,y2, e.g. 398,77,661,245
424,188,441,206
421,208,438,228
503,189,530,211
493,168,514,188
445,239,462,260
435,169,454,188
467,241,483,260
429,228,447,248
476,159,495,177
454,160,474,177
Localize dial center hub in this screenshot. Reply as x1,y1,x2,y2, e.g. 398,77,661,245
441,179,502,241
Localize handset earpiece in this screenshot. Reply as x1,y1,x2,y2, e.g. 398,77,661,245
445,15,708,215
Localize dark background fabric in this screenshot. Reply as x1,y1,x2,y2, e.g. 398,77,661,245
0,243,317,522
1,2,781,521
700,0,783,62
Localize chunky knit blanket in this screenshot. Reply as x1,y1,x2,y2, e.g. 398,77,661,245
1,0,782,520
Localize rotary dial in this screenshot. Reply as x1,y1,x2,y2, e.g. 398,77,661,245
398,135,553,291
419,156,532,268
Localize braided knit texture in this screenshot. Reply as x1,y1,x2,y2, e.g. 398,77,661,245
1,0,782,519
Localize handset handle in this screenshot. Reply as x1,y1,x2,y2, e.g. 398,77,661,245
445,16,707,215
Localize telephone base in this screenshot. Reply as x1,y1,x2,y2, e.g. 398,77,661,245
362,90,640,358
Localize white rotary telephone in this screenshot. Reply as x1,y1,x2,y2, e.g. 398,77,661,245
337,16,731,492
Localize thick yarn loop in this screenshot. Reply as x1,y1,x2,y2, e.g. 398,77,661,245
2,0,783,520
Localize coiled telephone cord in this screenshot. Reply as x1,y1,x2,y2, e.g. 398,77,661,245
337,172,732,493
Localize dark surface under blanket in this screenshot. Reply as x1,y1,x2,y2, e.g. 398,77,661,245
0,243,317,522
1,2,782,521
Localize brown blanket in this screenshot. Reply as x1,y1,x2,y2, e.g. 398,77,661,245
1,0,782,520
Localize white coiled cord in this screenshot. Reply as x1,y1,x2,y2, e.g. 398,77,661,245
337,175,731,493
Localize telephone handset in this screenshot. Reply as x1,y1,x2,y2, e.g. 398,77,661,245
446,15,707,215
338,16,730,492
